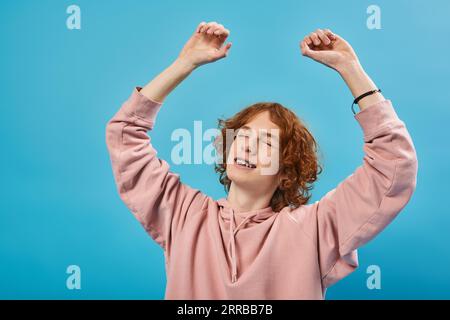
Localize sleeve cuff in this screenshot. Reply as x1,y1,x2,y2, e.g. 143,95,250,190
122,86,163,123
354,99,401,141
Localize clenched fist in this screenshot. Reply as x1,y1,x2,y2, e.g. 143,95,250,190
300,29,360,73
178,21,232,69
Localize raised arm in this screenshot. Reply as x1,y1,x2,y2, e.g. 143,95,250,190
300,28,384,110
298,29,418,288
105,21,231,251
140,21,232,102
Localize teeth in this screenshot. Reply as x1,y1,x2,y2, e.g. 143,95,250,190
235,158,255,168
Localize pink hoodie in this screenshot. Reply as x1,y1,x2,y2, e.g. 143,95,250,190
106,87,418,299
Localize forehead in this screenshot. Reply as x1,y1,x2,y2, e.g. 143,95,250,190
240,111,280,135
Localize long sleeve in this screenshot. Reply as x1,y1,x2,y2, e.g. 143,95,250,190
301,99,418,289
105,87,209,252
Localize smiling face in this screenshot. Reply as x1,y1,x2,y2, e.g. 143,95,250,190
215,101,322,212
225,110,281,194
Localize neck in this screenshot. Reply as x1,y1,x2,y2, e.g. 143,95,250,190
227,183,274,213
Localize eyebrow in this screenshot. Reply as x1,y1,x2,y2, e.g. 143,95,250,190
239,125,279,140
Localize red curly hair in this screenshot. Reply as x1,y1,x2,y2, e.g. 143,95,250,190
214,102,323,212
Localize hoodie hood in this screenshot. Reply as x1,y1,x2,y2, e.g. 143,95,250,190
217,197,275,283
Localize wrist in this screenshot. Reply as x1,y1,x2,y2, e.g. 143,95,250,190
173,57,197,74
338,61,378,97
336,60,364,78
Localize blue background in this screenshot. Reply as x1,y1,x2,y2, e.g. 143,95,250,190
1,0,449,299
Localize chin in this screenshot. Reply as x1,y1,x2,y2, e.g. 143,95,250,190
227,165,265,186
227,166,253,181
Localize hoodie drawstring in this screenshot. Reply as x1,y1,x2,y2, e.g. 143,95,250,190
227,208,258,283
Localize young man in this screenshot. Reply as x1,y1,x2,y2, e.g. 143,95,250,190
105,21,418,299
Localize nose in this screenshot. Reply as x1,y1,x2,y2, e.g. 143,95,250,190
238,135,257,156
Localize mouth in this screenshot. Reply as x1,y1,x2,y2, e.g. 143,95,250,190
234,157,257,169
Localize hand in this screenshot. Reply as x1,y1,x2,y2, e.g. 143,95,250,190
300,29,360,73
178,21,232,69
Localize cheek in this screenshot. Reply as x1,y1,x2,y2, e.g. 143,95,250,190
257,147,280,177
257,146,277,165
225,160,239,181
226,144,236,164
259,149,271,162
